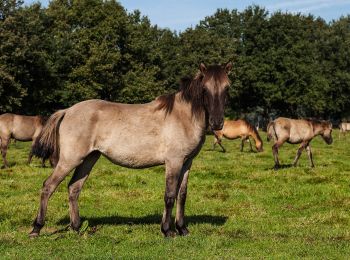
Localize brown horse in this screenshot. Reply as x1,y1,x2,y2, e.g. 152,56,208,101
213,119,263,152
29,62,232,238
267,117,333,169
0,113,48,168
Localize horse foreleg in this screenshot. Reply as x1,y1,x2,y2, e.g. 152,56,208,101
175,159,192,236
27,144,34,165
212,136,218,150
161,159,183,237
1,137,10,168
68,151,100,230
240,138,244,152
248,137,253,152
293,143,306,167
218,140,226,153
29,160,78,238
306,145,314,167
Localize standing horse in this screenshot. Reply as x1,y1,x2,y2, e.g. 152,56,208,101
213,119,263,152
29,63,232,238
267,117,333,169
0,113,48,168
339,122,350,137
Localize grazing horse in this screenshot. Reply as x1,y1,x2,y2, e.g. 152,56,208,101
267,117,333,169
29,62,232,238
213,119,263,152
0,113,48,168
339,122,350,137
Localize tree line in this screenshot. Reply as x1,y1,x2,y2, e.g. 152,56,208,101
1,0,350,121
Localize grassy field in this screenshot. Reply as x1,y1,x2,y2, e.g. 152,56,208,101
1,130,350,259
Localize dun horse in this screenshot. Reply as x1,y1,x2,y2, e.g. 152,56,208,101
267,117,333,169
0,113,48,168
29,63,232,238
339,122,350,137
213,119,263,152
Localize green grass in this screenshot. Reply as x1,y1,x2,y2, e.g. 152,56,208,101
1,130,350,259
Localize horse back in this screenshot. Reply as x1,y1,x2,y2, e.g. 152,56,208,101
274,117,314,144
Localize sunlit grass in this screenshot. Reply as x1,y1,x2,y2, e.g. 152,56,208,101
0,130,350,258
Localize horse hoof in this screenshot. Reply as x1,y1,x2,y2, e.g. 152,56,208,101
29,231,39,239
162,229,176,238
70,224,81,232
177,226,190,236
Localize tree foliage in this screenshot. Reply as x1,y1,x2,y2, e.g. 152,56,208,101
0,1,350,120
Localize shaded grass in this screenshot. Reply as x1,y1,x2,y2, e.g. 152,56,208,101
0,131,350,258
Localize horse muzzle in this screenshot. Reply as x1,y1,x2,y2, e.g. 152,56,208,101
257,147,264,152
325,137,333,145
209,118,224,131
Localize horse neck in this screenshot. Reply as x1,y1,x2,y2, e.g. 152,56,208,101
174,92,207,133
249,128,261,145
312,123,324,136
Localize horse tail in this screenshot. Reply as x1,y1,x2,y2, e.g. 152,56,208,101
32,109,66,162
267,121,278,142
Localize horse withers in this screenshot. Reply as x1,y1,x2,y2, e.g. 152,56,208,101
213,119,263,153
29,62,232,238
0,113,48,168
267,117,333,169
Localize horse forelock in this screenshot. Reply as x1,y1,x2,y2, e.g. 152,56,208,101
203,65,230,87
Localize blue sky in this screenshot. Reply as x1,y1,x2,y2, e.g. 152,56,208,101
24,0,350,32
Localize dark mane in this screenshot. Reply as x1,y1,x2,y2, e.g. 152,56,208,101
307,118,332,128
156,93,176,115
39,115,49,125
156,74,204,116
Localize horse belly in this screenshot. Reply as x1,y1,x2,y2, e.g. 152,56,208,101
12,119,36,141
12,129,35,141
98,136,165,169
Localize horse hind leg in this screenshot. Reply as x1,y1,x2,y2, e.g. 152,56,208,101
272,143,281,169
29,158,82,238
68,151,100,231
1,137,10,168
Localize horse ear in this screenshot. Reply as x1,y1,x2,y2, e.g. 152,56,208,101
199,63,207,74
224,62,233,74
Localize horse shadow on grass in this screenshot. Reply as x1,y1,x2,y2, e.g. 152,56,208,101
265,163,293,171
57,214,227,227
